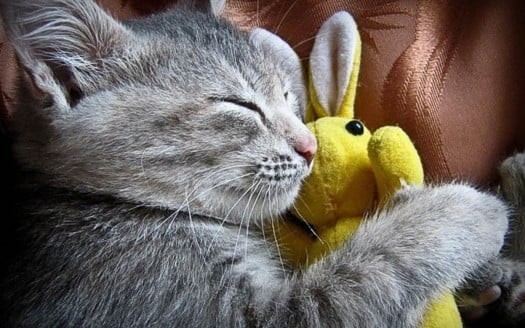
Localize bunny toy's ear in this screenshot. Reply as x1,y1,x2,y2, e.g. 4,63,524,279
309,11,361,120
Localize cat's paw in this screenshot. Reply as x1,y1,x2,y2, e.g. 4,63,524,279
499,152,525,206
457,258,507,310
458,258,525,328
440,184,507,259
498,152,525,260
393,184,508,256
385,184,509,280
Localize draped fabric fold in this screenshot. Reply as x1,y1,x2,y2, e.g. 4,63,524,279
1,0,523,185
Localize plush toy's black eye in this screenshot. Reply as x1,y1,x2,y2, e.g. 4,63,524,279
345,120,364,135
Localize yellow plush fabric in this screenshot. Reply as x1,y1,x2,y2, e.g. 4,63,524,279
368,126,425,201
275,11,462,328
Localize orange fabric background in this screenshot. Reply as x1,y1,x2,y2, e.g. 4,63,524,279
1,0,524,186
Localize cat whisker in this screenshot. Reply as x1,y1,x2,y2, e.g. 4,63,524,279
169,163,253,188
301,53,354,62
243,180,265,261
291,37,318,51
166,175,235,231
293,183,315,215
274,0,298,34
266,184,286,274
205,177,259,258
271,219,286,275
184,196,209,266
139,148,147,176
292,31,333,51
182,172,255,209
257,181,274,259
159,205,186,231
232,179,261,267
247,181,266,227
290,200,323,244
193,163,254,176
256,0,260,25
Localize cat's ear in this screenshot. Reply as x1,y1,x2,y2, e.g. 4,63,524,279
0,0,131,111
176,0,226,16
249,28,307,119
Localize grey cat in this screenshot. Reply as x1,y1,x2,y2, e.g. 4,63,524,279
457,153,525,328
0,0,510,327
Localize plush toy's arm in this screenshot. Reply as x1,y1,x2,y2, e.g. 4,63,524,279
368,126,424,203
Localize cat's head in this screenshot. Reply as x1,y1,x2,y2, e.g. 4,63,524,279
2,0,317,223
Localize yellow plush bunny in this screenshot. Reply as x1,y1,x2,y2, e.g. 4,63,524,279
274,12,462,328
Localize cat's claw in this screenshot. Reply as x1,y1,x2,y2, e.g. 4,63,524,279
458,258,525,327
499,152,525,206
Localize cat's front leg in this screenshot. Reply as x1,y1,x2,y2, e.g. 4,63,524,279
264,184,508,328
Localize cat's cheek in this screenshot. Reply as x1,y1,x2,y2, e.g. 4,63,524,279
207,112,261,144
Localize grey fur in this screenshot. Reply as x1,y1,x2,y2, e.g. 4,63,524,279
457,153,525,327
499,153,525,260
0,0,509,327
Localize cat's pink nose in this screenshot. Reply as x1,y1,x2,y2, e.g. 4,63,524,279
295,135,317,165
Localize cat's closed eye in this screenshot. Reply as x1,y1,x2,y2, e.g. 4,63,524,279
212,97,265,119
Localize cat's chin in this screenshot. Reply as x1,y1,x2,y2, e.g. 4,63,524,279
193,182,302,225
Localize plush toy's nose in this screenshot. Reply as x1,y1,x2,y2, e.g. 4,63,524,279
295,134,317,165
